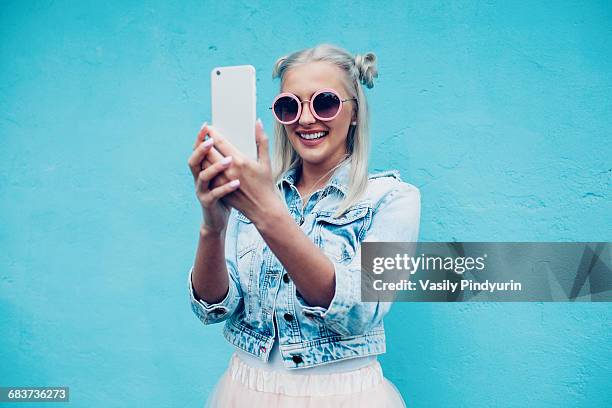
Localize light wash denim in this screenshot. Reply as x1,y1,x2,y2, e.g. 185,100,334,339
188,160,421,369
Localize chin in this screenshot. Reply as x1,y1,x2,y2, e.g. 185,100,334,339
295,149,323,163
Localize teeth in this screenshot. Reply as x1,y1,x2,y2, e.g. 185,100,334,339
298,131,327,140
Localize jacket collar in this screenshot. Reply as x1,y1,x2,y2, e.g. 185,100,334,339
278,159,351,197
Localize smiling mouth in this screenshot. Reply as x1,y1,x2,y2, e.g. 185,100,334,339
297,131,329,140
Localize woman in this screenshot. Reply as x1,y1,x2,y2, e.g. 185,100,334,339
187,44,420,407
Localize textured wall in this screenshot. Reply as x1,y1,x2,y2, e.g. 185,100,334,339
1,1,610,407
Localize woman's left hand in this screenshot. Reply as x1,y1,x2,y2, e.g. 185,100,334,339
207,120,285,226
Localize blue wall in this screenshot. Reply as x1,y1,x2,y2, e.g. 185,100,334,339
1,1,610,407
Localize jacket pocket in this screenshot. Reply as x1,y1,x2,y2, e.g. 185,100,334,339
314,205,372,262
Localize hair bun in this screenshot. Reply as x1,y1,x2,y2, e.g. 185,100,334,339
354,52,378,89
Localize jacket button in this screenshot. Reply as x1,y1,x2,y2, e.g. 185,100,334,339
283,313,294,322
282,273,290,283
292,355,303,364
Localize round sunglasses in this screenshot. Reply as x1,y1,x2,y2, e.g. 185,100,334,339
269,88,357,125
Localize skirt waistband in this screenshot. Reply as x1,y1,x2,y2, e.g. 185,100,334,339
227,352,385,397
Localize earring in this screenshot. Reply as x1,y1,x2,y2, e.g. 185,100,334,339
351,121,357,125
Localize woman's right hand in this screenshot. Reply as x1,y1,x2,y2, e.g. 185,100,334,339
188,125,241,234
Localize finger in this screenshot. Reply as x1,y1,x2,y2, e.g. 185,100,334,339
255,118,270,167
206,125,241,158
188,138,214,178
207,179,241,203
207,145,225,165
196,156,234,190
200,147,225,171
192,122,225,165
209,170,231,190
192,121,209,150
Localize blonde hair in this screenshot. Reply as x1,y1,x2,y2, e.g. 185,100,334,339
271,44,378,217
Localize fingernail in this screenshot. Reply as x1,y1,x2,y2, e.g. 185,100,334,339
200,121,208,131
220,156,233,165
202,138,213,147
257,118,263,129
229,179,240,188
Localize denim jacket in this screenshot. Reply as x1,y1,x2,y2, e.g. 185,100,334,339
188,160,421,369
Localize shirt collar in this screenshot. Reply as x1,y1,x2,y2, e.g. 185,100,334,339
278,159,351,197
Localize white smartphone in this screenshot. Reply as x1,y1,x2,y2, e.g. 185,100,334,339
210,65,257,161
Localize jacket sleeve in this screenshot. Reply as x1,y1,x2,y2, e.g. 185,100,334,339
188,212,243,325
296,182,421,336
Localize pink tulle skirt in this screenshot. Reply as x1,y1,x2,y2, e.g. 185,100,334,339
204,352,407,408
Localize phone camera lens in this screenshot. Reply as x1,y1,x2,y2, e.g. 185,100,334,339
216,70,221,76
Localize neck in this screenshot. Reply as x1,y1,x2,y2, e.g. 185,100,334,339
298,153,349,192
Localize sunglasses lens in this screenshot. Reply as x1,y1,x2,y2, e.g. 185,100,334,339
313,92,341,119
273,96,299,123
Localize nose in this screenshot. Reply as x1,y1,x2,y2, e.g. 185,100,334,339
298,100,316,126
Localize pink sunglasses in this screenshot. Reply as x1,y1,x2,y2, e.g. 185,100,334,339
270,88,357,125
